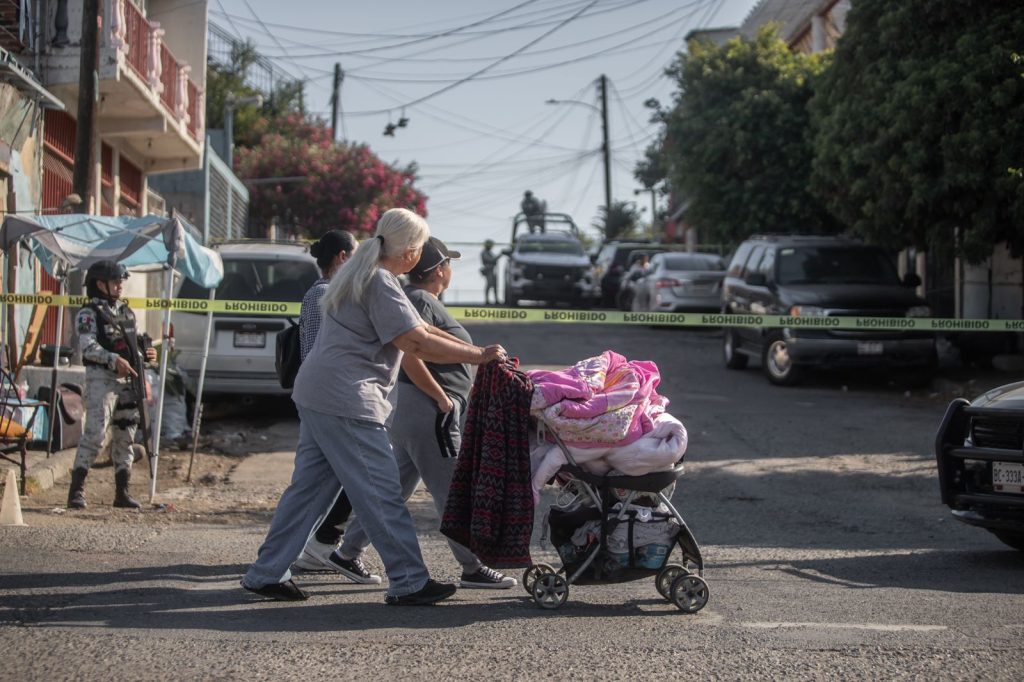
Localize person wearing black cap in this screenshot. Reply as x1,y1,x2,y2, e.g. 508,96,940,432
290,229,360,575
333,236,517,589
66,260,157,510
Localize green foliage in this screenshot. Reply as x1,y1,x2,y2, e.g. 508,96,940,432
204,40,307,160
657,27,841,246
810,0,1024,262
592,200,641,241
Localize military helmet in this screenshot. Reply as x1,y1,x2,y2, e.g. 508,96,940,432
85,260,129,284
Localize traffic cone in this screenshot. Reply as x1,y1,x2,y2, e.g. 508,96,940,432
0,468,26,526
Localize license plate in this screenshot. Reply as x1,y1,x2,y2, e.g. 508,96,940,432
992,461,1024,494
233,331,266,348
857,341,883,355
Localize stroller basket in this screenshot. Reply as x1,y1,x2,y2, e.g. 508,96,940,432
525,419,709,613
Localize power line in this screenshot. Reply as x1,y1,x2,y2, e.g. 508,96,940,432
347,0,599,115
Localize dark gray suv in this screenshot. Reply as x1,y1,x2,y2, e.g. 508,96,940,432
721,235,936,385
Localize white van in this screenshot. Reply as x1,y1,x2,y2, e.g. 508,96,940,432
174,241,319,398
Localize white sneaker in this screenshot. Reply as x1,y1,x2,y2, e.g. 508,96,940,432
291,539,338,572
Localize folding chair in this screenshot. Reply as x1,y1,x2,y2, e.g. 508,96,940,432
0,367,47,494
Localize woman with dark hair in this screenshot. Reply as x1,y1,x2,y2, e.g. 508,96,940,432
291,229,362,577
241,208,507,605
300,230,357,360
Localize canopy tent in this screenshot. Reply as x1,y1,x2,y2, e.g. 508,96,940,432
0,214,224,500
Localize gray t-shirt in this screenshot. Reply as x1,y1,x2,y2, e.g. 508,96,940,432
291,269,423,423
398,287,473,399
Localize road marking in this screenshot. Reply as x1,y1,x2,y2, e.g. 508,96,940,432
741,621,946,633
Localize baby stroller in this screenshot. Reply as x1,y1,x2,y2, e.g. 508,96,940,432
524,423,709,613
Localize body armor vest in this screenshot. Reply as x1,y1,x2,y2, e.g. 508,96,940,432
83,300,138,368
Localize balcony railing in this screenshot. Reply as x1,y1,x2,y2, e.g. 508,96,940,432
111,0,202,142
159,42,178,114
122,0,148,81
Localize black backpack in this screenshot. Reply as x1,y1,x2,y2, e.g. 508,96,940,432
275,319,302,389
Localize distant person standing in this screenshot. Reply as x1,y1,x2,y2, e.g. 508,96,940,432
520,190,546,234
480,239,499,305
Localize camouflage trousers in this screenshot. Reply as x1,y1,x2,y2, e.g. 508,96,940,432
72,367,140,473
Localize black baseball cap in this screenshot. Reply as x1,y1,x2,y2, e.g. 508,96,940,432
409,237,461,279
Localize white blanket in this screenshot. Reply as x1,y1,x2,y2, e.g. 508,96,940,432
530,412,688,504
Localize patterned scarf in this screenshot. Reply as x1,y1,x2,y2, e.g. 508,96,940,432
441,359,535,568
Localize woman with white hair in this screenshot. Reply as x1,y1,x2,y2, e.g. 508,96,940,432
241,208,507,606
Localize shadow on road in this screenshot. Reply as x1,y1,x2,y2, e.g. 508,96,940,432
0,563,695,632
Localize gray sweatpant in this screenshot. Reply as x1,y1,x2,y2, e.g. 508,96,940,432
243,406,429,597
341,383,483,574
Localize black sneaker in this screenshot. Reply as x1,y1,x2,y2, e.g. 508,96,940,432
460,566,517,589
384,579,457,606
325,552,383,585
241,578,309,601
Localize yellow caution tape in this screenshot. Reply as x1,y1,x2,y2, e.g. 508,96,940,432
1,293,1020,332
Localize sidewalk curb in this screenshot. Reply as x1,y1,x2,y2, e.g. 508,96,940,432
24,449,77,494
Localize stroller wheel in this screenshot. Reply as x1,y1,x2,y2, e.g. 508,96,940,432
656,564,689,600
670,574,709,614
522,563,555,595
532,572,569,610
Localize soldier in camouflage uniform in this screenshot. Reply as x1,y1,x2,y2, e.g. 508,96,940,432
66,260,156,509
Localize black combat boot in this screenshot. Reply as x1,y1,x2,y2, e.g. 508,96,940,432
67,467,89,509
113,469,141,509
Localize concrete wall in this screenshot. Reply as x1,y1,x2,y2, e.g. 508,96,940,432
963,243,1024,320
0,82,43,338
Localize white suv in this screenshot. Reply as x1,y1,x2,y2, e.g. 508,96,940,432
174,241,319,397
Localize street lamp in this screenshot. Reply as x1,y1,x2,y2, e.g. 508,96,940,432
545,74,611,213
224,94,264,170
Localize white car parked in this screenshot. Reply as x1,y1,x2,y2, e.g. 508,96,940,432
173,241,319,398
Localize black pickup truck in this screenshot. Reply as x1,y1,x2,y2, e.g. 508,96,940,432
935,381,1024,552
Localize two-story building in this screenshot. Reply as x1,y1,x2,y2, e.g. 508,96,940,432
1,0,208,347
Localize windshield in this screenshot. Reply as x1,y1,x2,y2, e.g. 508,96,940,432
518,240,584,256
776,246,901,286
662,254,725,271
178,257,320,302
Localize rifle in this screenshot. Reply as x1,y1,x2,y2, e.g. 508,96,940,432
101,301,153,470
124,330,154,471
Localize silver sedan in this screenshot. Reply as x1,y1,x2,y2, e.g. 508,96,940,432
630,252,727,313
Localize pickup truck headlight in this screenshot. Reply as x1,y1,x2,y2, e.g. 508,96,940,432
789,305,826,317
906,305,931,317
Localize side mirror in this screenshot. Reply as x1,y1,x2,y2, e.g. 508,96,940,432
501,248,513,257
744,272,767,287
589,253,598,265
902,272,922,288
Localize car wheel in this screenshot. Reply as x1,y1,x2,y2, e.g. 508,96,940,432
723,329,748,370
992,530,1024,552
762,332,802,386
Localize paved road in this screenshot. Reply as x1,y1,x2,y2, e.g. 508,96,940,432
2,323,1021,680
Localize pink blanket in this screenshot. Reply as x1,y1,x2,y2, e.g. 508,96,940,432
527,351,667,448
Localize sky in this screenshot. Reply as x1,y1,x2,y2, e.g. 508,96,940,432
214,0,761,301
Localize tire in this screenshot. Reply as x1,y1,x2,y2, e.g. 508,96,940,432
992,530,1024,552
723,329,748,370
762,332,803,386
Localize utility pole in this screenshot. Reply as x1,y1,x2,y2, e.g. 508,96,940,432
331,63,344,141
599,74,611,213
72,0,100,213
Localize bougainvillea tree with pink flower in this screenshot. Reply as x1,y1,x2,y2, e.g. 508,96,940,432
235,114,427,239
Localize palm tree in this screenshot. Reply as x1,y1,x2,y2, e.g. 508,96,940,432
593,200,641,242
